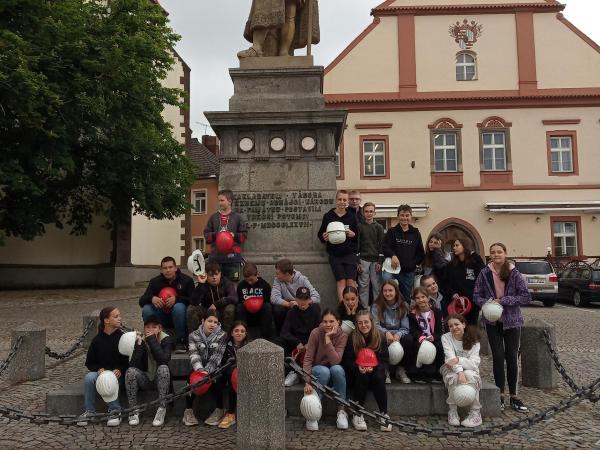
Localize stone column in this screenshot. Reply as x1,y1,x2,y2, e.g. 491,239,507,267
82,311,100,349
479,320,491,356
520,318,558,388
237,339,285,450
8,322,45,384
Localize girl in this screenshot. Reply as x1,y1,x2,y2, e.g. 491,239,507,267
182,312,229,426
78,307,128,427
303,309,349,431
338,286,359,323
370,281,413,384
473,242,531,412
215,321,249,428
422,233,449,285
441,314,482,427
342,310,391,432
445,238,486,326
408,287,444,383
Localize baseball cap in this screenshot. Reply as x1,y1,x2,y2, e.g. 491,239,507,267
296,287,311,300
144,315,162,326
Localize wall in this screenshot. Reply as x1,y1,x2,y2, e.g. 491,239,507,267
190,178,219,254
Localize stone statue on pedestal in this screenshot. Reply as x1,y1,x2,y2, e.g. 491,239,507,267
238,0,320,59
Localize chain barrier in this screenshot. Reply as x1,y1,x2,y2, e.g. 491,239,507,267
285,357,600,437
44,320,95,360
0,337,24,377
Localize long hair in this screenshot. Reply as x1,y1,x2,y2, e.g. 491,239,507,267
490,242,511,282
352,310,381,355
410,287,430,314
451,238,474,266
447,314,480,351
229,320,249,347
424,233,444,267
98,306,117,333
374,281,407,323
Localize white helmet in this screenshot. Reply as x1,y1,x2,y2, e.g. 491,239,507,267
341,320,355,335
453,383,477,407
300,393,322,422
382,257,401,275
118,331,136,358
482,301,503,322
326,221,347,245
187,249,206,276
388,341,404,365
96,370,119,402
416,339,437,368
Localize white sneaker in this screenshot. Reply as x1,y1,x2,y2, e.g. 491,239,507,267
385,369,391,384
152,407,166,427
182,408,198,426
395,366,411,384
336,410,348,430
448,406,460,426
128,413,139,426
379,413,392,432
305,419,318,431
284,371,300,387
106,413,121,427
76,411,92,427
461,409,482,428
352,414,367,431
205,408,224,426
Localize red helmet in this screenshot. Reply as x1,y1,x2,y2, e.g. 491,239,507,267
355,348,379,368
291,348,306,366
447,296,473,316
158,287,176,301
215,231,235,254
231,368,238,393
189,370,211,396
244,296,264,314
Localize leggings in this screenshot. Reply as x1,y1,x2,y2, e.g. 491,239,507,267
486,322,521,396
351,365,388,414
125,365,171,409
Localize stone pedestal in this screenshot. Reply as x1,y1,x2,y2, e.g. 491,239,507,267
206,59,346,311
82,311,100,349
237,339,285,450
8,322,45,384
521,318,558,388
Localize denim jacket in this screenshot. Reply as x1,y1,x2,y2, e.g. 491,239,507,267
371,302,410,336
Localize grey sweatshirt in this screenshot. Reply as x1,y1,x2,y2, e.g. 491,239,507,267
270,270,320,306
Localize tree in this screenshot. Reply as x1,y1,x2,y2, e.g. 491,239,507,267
0,0,195,242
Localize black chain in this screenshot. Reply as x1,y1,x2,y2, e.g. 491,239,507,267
285,357,600,437
0,337,24,377
44,320,95,360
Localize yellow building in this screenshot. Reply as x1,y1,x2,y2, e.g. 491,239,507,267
325,0,600,259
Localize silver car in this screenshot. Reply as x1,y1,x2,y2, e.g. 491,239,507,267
514,259,558,307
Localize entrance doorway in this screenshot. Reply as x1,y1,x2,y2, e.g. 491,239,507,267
430,218,484,257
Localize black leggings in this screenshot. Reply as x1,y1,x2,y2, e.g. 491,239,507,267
351,365,388,414
186,368,237,413
486,323,521,396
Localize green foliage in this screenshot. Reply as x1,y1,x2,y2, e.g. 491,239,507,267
0,0,195,241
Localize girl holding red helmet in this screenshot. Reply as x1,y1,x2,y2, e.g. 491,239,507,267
342,310,391,432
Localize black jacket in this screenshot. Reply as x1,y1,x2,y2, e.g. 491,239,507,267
280,304,321,348
445,253,486,301
317,209,359,257
237,277,272,304
85,330,128,373
382,224,425,272
191,277,237,309
408,308,443,343
129,333,175,372
338,303,357,323
139,269,194,307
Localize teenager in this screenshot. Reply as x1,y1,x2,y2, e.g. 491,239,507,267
445,238,486,326
357,202,384,309
441,314,482,427
318,190,359,304
139,256,194,352
236,262,273,338
302,309,349,431
422,233,449,288
338,286,359,323
473,242,531,412
382,204,425,301
347,190,364,223
204,189,248,282
370,281,413,384
182,312,229,426
342,310,392,432
421,274,449,329
77,307,128,427
125,315,175,427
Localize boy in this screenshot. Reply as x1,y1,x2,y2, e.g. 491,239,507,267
204,189,248,282
236,262,274,338
356,202,384,308
347,190,364,223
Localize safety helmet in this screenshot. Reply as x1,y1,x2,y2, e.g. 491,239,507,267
187,249,205,276
482,300,503,322
416,339,437,368
215,231,235,254
341,320,355,335
118,331,137,358
300,393,322,422
355,348,379,368
244,296,264,314
189,370,212,396
231,368,238,393
159,287,176,314
326,221,347,245
382,257,401,275
291,348,306,366
96,370,119,403
388,341,405,365
447,296,473,317
453,383,477,407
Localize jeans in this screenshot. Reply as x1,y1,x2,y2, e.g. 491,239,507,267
382,270,415,302
486,323,521,396
312,365,346,401
83,371,121,413
142,302,187,341
358,259,382,309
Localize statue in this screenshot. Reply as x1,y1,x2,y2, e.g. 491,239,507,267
238,0,320,59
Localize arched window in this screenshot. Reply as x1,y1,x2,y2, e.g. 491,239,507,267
456,52,477,81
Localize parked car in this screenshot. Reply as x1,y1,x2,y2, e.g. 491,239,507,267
513,259,558,307
557,260,600,307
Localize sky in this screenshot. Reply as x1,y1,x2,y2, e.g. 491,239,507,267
158,0,600,138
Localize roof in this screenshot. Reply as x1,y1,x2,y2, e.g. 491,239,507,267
189,138,219,178
372,0,564,16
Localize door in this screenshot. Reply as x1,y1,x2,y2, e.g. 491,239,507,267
437,225,482,257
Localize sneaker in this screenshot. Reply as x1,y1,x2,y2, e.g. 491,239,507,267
500,396,505,412
379,413,392,432
510,397,528,412
447,406,460,426
336,410,348,430
128,413,139,426
352,414,367,431
182,408,199,426
205,408,225,426
395,366,411,384
76,411,93,427
175,340,187,354
218,413,236,429
385,369,391,384
152,407,166,427
106,412,121,427
461,409,482,428
284,371,300,387
305,419,319,431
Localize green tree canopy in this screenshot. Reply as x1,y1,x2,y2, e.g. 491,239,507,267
0,0,195,241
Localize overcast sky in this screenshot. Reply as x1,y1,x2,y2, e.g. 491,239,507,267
159,0,600,138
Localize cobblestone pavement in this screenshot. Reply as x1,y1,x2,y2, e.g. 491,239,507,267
0,289,598,449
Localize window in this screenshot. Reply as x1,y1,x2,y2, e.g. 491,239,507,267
192,190,207,214
477,117,512,178
546,131,578,176
193,237,205,252
482,132,506,171
552,221,578,257
456,52,477,81
359,135,389,179
433,133,458,172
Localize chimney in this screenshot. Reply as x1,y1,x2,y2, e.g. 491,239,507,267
202,135,219,156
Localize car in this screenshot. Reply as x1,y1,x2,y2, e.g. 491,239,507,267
557,260,600,307
513,259,558,307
